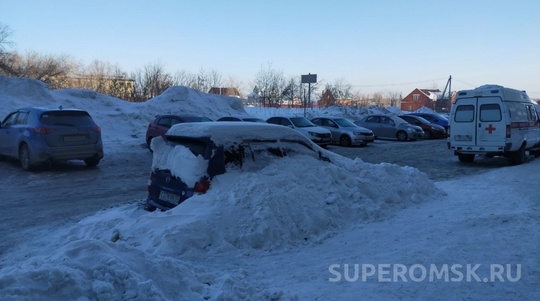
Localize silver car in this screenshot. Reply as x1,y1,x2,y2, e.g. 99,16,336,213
311,117,374,146
355,115,424,141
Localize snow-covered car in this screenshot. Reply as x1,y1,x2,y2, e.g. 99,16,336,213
311,117,374,146
145,114,212,151
265,116,332,147
146,122,331,211
355,115,424,141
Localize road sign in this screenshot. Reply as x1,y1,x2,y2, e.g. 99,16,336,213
301,74,317,84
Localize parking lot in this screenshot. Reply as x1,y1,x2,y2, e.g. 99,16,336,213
0,138,526,261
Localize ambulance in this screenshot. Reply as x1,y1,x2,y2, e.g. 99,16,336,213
447,84,540,164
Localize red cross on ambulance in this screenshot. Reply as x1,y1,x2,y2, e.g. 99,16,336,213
485,124,496,134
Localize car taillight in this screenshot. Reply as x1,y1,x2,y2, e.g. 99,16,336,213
32,127,54,134
92,125,101,132
506,125,511,138
194,180,210,194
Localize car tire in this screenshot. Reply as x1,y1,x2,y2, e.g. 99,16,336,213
339,135,352,147
509,144,526,165
19,144,33,171
84,157,101,167
396,131,408,142
458,153,475,163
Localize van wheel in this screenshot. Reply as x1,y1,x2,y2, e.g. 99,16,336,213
339,135,352,147
19,144,33,171
84,157,100,167
458,153,475,163
396,131,408,141
509,145,526,165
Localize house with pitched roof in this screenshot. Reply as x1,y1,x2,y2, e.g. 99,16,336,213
400,88,440,111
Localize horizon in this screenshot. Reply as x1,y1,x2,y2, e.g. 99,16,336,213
2,0,539,98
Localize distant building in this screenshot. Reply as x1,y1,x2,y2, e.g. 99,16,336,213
319,89,354,107
400,88,440,111
208,87,241,98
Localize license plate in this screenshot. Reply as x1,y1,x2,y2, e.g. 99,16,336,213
454,135,472,141
63,135,86,142
159,190,180,205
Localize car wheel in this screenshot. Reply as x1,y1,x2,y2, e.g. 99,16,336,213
339,135,352,147
19,144,33,171
147,137,154,152
458,153,475,163
508,144,526,165
396,131,408,141
84,157,100,167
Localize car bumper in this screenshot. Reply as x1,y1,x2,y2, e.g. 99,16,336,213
30,143,104,162
352,135,375,145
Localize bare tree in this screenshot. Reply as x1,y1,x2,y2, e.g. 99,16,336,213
386,90,402,107
253,63,287,107
131,62,173,101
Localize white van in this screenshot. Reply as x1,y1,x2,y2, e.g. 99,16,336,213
448,84,540,164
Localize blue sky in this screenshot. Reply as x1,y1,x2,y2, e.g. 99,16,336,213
2,0,539,97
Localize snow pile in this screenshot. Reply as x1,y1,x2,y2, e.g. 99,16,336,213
245,105,396,122
140,86,247,121
414,106,437,114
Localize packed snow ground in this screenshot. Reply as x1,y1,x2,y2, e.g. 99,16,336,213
0,75,538,300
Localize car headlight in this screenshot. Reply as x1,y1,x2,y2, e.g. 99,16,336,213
352,132,362,135
430,126,438,130
308,131,317,136
406,127,414,132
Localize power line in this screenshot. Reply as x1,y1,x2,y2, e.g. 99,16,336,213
350,77,447,88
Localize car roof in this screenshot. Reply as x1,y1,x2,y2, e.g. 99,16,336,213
17,106,86,112
166,122,314,146
155,114,206,118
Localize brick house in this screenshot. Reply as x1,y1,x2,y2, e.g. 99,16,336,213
318,89,354,107
400,88,440,111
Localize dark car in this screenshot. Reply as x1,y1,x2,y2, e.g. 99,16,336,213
146,122,330,211
407,112,449,131
398,115,447,139
0,106,104,170
145,114,212,151
216,116,265,122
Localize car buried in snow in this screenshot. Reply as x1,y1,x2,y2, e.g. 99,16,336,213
145,122,331,211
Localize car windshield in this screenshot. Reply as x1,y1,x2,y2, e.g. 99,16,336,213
407,116,430,124
182,116,212,122
39,110,95,126
243,118,265,122
334,118,356,127
436,114,449,121
290,117,314,128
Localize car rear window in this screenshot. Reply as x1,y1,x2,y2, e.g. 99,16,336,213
40,111,95,126
454,105,475,122
480,104,501,122
165,136,208,157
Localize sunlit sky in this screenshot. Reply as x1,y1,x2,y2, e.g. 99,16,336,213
2,0,539,97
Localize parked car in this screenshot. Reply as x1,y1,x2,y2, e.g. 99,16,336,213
398,114,447,139
146,122,331,211
0,106,103,171
266,116,332,147
216,116,265,122
355,115,425,141
145,114,212,151
311,117,374,146
407,112,449,131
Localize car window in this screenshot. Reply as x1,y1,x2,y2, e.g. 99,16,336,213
2,112,19,127
334,118,356,127
16,112,29,125
39,111,95,126
454,105,475,122
266,117,280,125
365,116,379,123
157,117,171,127
280,118,292,126
182,116,212,122
311,118,322,126
326,120,337,127
480,104,502,122
164,136,209,157
290,117,313,127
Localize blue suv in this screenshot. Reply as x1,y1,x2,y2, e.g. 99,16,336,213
0,107,104,170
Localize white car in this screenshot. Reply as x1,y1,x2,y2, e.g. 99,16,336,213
266,116,332,147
